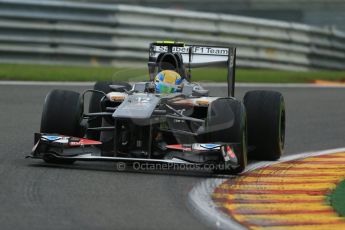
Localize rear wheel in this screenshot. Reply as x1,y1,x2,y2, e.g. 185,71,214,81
40,89,83,164
244,90,285,160
88,81,131,140
204,98,247,174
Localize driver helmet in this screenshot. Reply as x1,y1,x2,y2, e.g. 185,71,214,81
154,70,182,93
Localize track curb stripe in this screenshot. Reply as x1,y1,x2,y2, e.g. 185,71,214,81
212,152,345,229
189,147,345,230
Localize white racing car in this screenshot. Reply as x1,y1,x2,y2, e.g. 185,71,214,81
29,41,286,174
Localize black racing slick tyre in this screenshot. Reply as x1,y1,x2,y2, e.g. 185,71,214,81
40,89,83,164
244,90,285,160
205,98,248,174
87,81,131,140
41,89,83,137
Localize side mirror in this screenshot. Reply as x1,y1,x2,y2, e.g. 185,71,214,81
133,82,147,92
182,85,193,96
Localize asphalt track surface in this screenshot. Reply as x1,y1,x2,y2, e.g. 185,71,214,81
1,84,345,230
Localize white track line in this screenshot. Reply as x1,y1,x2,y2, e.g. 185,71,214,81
188,177,247,230
188,147,345,230
1,80,345,88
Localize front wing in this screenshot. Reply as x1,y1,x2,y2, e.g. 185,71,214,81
29,133,243,173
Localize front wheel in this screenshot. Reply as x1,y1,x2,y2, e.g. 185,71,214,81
244,90,285,160
40,89,83,164
41,89,83,137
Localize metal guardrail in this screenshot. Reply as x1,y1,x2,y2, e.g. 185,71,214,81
71,0,345,32
0,0,344,70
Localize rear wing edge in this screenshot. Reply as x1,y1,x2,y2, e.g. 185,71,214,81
228,48,236,97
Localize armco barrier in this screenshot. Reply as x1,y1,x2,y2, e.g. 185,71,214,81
0,0,344,70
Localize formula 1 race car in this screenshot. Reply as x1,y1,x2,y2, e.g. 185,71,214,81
29,41,285,174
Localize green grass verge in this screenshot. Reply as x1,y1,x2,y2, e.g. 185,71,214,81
0,63,345,83
329,180,345,217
